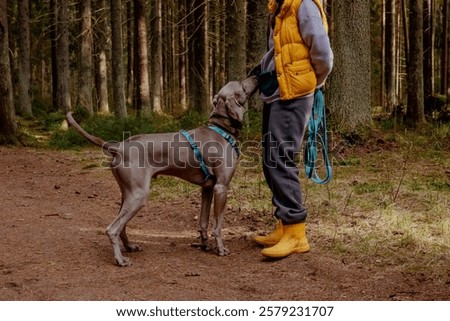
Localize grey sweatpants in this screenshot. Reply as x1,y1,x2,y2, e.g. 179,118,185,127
262,97,313,225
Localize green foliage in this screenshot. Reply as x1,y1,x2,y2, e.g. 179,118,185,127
48,111,210,150
46,109,264,150
177,110,209,130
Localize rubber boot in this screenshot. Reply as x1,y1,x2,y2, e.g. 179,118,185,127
254,220,283,247
261,222,310,258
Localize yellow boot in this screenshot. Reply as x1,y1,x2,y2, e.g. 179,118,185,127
254,220,283,247
261,222,310,258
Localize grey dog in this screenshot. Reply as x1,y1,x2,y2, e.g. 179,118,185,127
66,76,258,266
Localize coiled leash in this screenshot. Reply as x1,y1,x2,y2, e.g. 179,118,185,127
304,88,332,184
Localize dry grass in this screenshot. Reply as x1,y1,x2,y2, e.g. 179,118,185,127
150,125,450,281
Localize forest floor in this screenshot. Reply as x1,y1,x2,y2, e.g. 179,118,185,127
0,134,449,300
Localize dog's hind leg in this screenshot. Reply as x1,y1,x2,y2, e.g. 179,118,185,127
120,226,141,252
212,184,229,256
195,186,213,251
106,187,148,267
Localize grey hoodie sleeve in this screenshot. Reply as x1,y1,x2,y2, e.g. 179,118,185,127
298,0,333,87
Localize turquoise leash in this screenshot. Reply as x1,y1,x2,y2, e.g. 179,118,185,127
304,88,332,184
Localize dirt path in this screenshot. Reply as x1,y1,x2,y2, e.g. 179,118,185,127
1,146,448,300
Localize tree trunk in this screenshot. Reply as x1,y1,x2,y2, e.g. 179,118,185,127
246,0,267,110
441,0,449,97
187,0,208,113
0,0,19,144
17,0,32,116
204,0,210,103
423,0,434,99
402,0,409,66
50,0,58,111
210,0,226,96
165,0,176,113
246,0,266,70
55,0,72,113
328,0,372,133
406,0,425,126
126,0,133,105
110,0,127,118
225,0,246,81
133,0,151,117
93,0,109,114
150,0,164,114
78,0,94,116
396,0,403,101
178,0,188,111
385,0,398,112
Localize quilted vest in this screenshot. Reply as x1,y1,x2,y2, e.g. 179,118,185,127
268,0,328,100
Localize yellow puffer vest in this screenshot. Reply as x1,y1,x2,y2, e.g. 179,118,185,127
269,0,328,100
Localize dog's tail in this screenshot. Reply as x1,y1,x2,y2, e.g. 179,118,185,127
66,112,119,153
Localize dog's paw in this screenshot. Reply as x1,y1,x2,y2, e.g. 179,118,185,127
125,244,142,252
191,242,212,252
201,243,212,252
216,247,230,256
115,256,132,267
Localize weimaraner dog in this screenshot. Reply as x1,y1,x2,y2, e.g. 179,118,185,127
67,76,258,266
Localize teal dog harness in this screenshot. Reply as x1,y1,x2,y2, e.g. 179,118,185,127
180,126,240,181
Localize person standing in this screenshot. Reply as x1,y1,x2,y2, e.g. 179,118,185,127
254,0,333,258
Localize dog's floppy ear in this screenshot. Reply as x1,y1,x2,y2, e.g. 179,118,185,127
210,94,226,118
225,95,244,122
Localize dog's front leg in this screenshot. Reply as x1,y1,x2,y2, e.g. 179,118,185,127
212,184,229,256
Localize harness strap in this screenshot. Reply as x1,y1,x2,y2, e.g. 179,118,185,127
304,88,332,184
179,130,212,180
208,125,240,158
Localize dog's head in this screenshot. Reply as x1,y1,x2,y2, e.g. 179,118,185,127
210,76,258,131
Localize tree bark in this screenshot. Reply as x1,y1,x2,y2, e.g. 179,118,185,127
18,0,32,116
385,0,398,112
187,0,208,113
441,0,449,97
328,0,372,133
110,0,127,118
78,0,94,116
210,0,226,96
55,0,72,113
402,0,410,66
423,0,434,99
246,0,267,110
225,0,246,81
150,0,164,114
126,0,133,106
134,0,151,116
0,0,19,144
406,0,425,126
50,0,58,111
178,0,188,111
93,0,110,114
